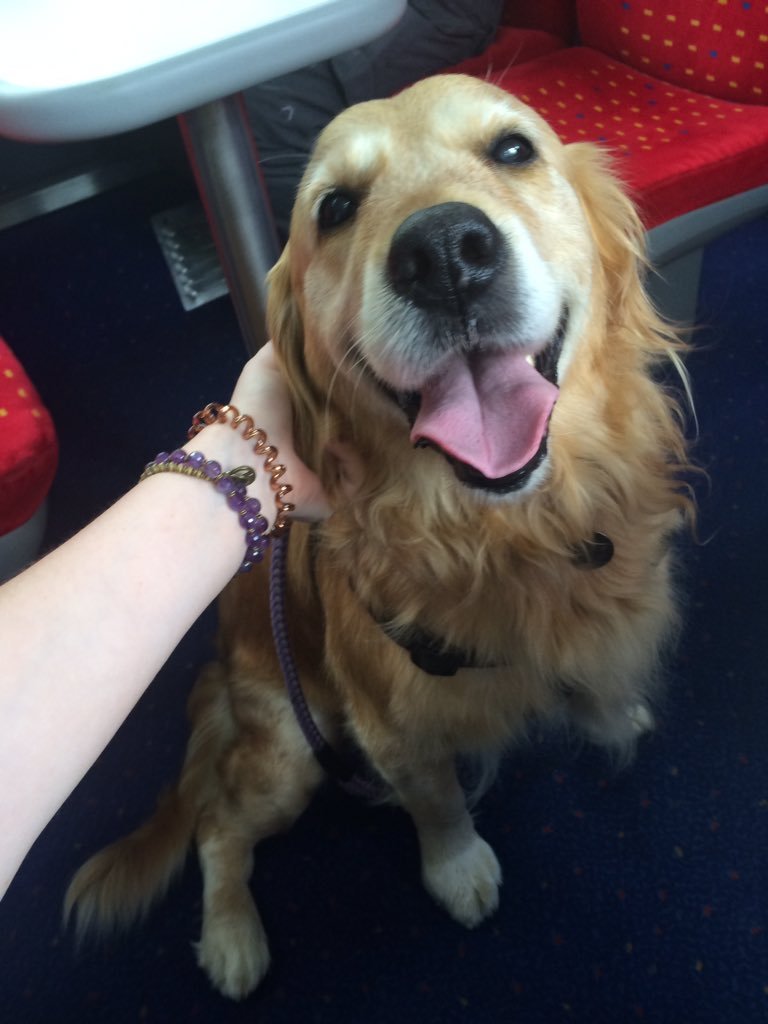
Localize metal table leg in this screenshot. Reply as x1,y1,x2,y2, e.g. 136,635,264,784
179,95,280,354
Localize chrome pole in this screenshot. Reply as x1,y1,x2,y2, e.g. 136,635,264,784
179,96,280,354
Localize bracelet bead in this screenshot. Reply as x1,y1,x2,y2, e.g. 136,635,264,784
140,450,269,574
188,402,295,535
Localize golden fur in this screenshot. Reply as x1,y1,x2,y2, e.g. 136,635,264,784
65,76,692,1000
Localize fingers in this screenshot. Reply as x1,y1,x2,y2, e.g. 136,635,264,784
228,344,331,523
227,345,365,524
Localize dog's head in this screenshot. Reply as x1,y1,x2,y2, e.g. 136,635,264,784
269,74,682,507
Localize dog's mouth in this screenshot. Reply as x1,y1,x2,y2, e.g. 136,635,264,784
385,308,568,494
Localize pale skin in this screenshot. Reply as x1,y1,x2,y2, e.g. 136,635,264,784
0,342,343,898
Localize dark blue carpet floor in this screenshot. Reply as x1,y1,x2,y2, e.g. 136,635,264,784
0,176,766,1024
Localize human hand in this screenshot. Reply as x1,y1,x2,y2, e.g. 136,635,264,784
229,342,365,525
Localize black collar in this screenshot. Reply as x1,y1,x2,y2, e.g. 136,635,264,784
370,533,614,677
377,619,486,676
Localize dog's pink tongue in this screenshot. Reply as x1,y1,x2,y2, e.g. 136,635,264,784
410,350,558,479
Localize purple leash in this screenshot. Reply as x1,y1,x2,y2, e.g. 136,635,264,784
269,531,385,800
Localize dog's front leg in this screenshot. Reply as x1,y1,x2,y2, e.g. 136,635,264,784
381,757,502,928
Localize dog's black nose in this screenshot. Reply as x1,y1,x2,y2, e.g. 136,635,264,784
387,202,504,310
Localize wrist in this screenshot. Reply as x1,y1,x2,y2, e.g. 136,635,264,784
182,422,256,481
142,446,270,573
180,424,275,533
187,402,294,534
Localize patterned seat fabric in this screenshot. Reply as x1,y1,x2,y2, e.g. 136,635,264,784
455,0,768,228
0,337,58,537
578,0,767,104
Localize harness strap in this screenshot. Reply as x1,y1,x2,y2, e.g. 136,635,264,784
369,532,614,675
269,528,614,795
376,618,491,676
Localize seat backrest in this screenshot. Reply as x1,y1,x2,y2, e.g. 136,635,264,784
502,0,577,42
576,0,767,104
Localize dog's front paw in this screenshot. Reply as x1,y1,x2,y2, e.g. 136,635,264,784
569,694,656,751
422,833,502,928
196,902,270,1000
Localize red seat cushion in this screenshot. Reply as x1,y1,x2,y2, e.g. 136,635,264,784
457,46,768,228
577,0,768,105
453,26,567,78
0,337,58,536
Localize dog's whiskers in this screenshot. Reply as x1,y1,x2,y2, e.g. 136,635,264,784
345,345,372,419
325,336,367,422
480,49,522,89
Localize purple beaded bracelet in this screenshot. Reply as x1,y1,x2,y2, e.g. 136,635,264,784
140,449,270,573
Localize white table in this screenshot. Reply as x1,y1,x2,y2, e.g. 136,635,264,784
0,0,407,350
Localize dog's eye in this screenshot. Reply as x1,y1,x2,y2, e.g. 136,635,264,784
489,133,536,167
317,189,359,232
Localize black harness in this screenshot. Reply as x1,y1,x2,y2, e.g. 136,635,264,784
370,533,614,677
273,530,615,797
377,618,483,676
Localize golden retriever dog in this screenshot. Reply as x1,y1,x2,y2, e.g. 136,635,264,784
65,75,693,1000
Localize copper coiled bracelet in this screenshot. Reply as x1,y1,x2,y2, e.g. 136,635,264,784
188,402,295,535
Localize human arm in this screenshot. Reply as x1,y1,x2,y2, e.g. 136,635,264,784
0,342,328,896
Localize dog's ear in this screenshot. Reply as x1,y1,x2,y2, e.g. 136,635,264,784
565,142,650,324
565,141,693,465
266,245,323,465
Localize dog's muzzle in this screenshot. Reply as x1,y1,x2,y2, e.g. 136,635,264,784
387,202,505,314
377,201,565,495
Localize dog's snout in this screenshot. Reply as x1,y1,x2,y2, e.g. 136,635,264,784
387,202,504,310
